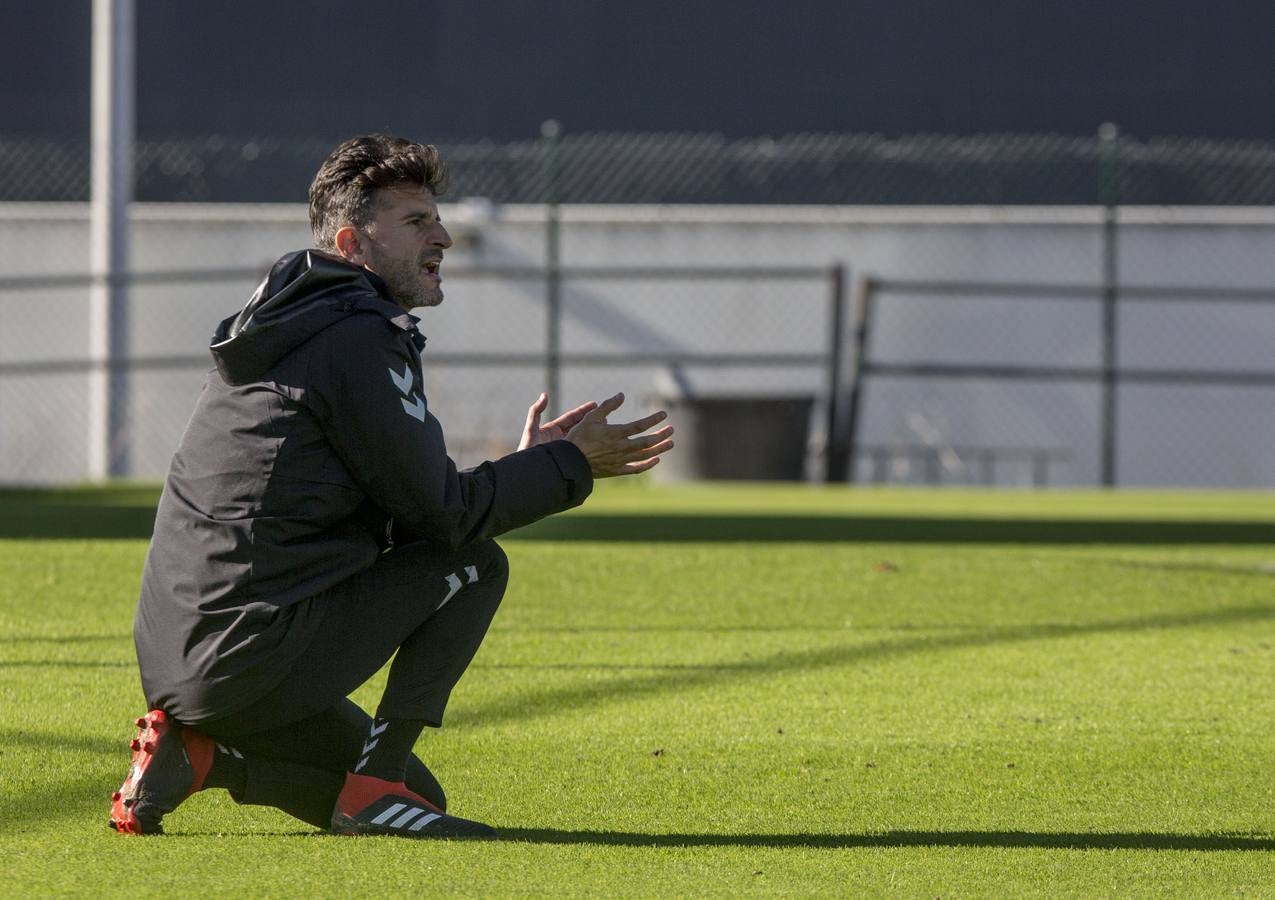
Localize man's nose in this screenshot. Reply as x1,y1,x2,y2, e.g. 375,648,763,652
433,224,453,249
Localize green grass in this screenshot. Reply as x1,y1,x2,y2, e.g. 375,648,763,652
2,483,1275,897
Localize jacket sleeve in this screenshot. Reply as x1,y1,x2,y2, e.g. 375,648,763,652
304,315,593,549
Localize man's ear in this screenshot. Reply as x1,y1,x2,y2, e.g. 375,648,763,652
333,225,365,264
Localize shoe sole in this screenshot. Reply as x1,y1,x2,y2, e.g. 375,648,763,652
331,809,497,840
108,710,174,835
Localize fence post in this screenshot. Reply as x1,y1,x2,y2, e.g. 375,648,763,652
88,0,134,480
1098,122,1121,487
842,274,876,483
823,262,848,483
542,119,562,409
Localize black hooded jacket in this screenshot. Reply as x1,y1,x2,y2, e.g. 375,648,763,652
134,250,593,722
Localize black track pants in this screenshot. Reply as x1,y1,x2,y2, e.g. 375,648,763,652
195,538,509,828
201,699,445,828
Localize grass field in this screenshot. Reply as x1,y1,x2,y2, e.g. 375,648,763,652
2,483,1274,897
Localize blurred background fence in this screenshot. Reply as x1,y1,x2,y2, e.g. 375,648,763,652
0,238,845,483
4,129,1275,487
8,131,1275,204
847,276,1275,488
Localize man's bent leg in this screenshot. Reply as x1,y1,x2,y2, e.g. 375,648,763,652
231,699,448,809
197,699,447,825
181,539,508,835
331,540,507,838
210,749,343,830
199,539,510,735
376,539,510,726
349,539,509,783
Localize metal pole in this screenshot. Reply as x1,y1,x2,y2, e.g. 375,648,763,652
823,262,848,483
924,449,940,485
89,0,134,480
1098,122,1120,487
541,119,562,411
1033,452,1049,488
841,274,876,483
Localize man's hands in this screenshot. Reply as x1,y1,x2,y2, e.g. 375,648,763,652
519,393,599,451
520,391,673,477
564,392,674,477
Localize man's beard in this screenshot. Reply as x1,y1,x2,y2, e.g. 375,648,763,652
375,254,443,310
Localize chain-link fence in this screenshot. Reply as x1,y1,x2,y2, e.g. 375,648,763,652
843,278,1275,488
0,256,842,483
7,130,1275,204
4,129,1275,487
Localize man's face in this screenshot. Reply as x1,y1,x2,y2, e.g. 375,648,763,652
357,185,453,311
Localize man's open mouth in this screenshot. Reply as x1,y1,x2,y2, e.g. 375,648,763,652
423,260,441,275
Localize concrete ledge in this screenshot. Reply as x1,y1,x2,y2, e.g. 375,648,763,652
8,202,1275,227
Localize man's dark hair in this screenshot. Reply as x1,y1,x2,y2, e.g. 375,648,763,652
309,134,450,250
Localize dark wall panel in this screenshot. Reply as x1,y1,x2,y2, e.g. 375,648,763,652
6,1,1275,141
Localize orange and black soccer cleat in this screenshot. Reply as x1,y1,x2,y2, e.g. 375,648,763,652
108,709,214,835
330,772,496,839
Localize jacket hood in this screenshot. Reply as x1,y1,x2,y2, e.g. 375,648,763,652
210,250,423,384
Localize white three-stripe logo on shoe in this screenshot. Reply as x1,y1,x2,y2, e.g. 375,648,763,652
369,803,442,831
409,812,442,831
389,364,427,423
370,803,406,825
437,565,481,611
215,743,243,759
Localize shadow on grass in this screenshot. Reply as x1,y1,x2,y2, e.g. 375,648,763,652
0,505,157,540
0,727,123,756
0,660,134,669
451,601,1275,728
504,623,994,634
128,828,1275,852
3,492,1274,544
511,514,1275,545
0,772,118,836
495,827,1275,852
0,634,128,644
1095,558,1275,579
477,662,756,672
0,728,125,834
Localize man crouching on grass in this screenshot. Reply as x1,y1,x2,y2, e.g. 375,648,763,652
110,134,673,838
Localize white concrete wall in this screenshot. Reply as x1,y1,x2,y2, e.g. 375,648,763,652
2,202,1274,486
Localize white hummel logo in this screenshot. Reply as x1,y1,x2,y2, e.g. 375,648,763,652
439,573,463,609
388,364,426,422
437,564,481,610
389,364,413,395
353,719,390,773
400,395,426,422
